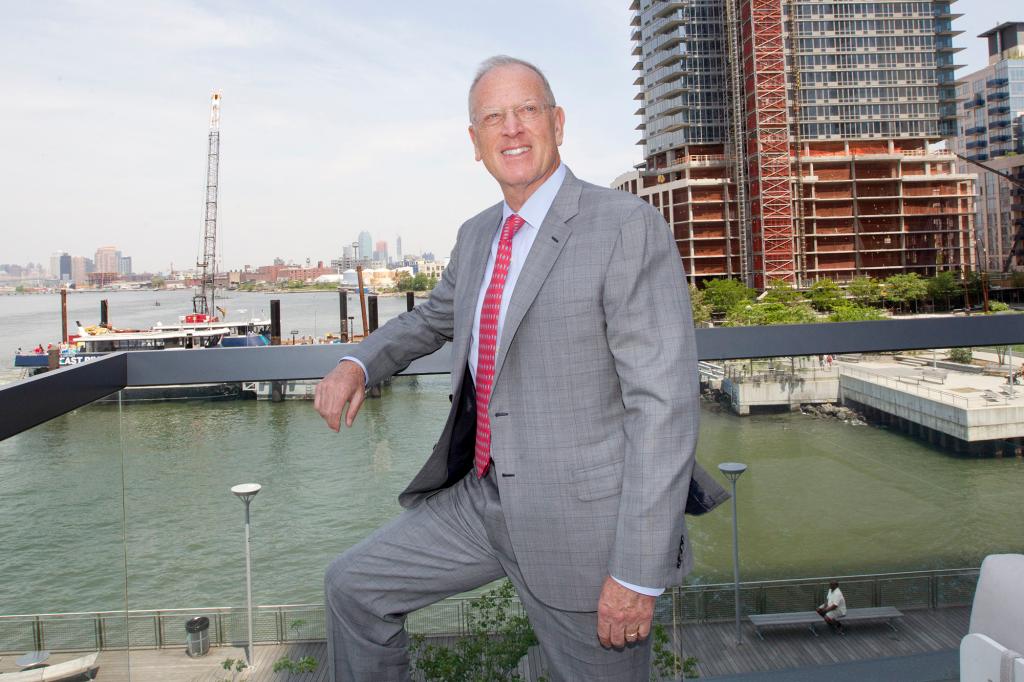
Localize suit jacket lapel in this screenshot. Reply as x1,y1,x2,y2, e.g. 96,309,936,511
451,203,503,386
493,170,581,383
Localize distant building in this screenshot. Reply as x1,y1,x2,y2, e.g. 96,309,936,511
118,256,132,275
94,246,121,275
50,251,68,279
59,254,72,282
396,235,403,262
358,231,373,262
374,240,388,263
71,256,94,286
950,22,1024,271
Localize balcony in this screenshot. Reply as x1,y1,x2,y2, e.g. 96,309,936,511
986,77,1009,88
965,125,987,136
989,105,1011,116
963,96,985,109
3,308,1023,680
987,91,1009,102
965,139,988,149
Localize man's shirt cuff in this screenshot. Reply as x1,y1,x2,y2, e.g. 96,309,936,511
340,356,369,387
611,576,664,597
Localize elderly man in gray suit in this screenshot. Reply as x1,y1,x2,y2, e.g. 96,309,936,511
315,55,700,681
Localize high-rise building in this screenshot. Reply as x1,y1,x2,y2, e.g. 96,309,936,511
119,256,132,275
358,231,373,262
71,256,94,285
396,235,403,261
374,240,389,263
950,22,1024,271
616,0,976,287
50,251,68,279
94,246,121,275
59,254,72,282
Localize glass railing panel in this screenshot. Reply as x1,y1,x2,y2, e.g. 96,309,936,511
0,392,130,680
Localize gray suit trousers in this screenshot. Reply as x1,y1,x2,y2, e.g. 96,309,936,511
324,469,651,681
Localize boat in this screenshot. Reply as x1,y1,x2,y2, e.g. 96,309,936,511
12,318,269,402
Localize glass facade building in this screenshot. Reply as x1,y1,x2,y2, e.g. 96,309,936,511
617,0,976,287
950,21,1024,271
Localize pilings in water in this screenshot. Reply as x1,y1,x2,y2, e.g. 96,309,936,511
338,289,348,342
60,288,68,343
100,299,109,327
269,299,283,402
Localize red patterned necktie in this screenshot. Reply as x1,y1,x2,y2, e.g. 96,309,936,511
474,213,526,477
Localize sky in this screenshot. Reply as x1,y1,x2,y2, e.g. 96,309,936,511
0,0,1019,273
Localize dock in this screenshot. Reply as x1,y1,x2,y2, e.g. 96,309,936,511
0,607,969,681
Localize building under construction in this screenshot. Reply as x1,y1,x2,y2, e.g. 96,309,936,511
614,0,977,288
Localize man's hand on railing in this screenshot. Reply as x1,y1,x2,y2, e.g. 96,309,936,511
314,360,367,431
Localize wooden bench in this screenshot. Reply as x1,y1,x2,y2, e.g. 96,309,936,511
748,606,904,639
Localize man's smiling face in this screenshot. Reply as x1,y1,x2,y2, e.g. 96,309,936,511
468,64,564,210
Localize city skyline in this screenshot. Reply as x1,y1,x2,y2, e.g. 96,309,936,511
1,0,1019,273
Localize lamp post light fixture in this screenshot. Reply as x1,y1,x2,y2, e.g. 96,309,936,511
718,462,747,645
231,483,261,667
290,329,299,345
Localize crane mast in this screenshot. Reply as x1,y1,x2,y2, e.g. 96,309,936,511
193,91,221,319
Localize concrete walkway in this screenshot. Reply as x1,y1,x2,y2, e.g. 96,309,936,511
704,649,958,682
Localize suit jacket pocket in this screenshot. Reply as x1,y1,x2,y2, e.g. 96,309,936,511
572,458,625,501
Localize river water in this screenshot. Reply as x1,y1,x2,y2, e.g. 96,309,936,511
1,290,1022,615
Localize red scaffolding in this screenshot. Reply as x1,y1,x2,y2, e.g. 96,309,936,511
741,0,795,287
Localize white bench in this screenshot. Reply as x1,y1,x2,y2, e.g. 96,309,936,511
748,606,904,639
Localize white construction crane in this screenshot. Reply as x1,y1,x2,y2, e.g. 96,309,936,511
192,91,221,320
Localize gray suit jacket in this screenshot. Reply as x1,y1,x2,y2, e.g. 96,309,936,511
349,168,700,610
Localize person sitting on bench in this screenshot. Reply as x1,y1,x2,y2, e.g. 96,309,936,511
816,580,847,634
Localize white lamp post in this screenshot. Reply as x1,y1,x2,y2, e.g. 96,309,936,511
231,483,261,667
718,462,747,645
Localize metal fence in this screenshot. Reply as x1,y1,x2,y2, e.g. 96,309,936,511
0,568,978,654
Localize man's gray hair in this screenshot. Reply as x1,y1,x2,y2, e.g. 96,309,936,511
468,55,557,122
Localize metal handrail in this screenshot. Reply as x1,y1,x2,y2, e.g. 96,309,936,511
0,568,980,653
841,364,975,407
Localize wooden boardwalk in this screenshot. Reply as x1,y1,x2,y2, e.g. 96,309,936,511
0,606,969,681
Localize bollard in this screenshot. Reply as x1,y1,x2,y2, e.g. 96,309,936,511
47,348,59,371
406,291,415,312
100,299,109,327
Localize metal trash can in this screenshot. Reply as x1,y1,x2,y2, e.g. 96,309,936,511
185,616,210,657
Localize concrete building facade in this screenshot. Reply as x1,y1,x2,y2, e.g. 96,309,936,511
616,0,976,288
950,21,1024,271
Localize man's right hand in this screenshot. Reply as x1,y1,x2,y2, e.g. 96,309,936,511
314,360,367,431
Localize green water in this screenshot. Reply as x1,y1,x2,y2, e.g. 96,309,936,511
2,291,1022,615
2,377,1022,616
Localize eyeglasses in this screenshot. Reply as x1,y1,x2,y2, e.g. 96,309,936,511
473,102,552,128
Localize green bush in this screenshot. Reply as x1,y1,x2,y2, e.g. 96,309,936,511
948,347,973,364
828,304,886,322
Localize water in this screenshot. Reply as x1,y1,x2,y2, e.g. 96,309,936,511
1,292,1022,616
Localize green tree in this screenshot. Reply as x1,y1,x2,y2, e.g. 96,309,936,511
702,278,755,315
847,275,882,306
724,302,817,327
882,273,927,314
987,300,1010,313
926,271,960,311
828,304,886,322
151,276,166,289
807,279,844,312
762,278,802,305
689,285,712,326
15,285,26,294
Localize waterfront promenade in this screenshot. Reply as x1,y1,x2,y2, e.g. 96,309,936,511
1,606,966,680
